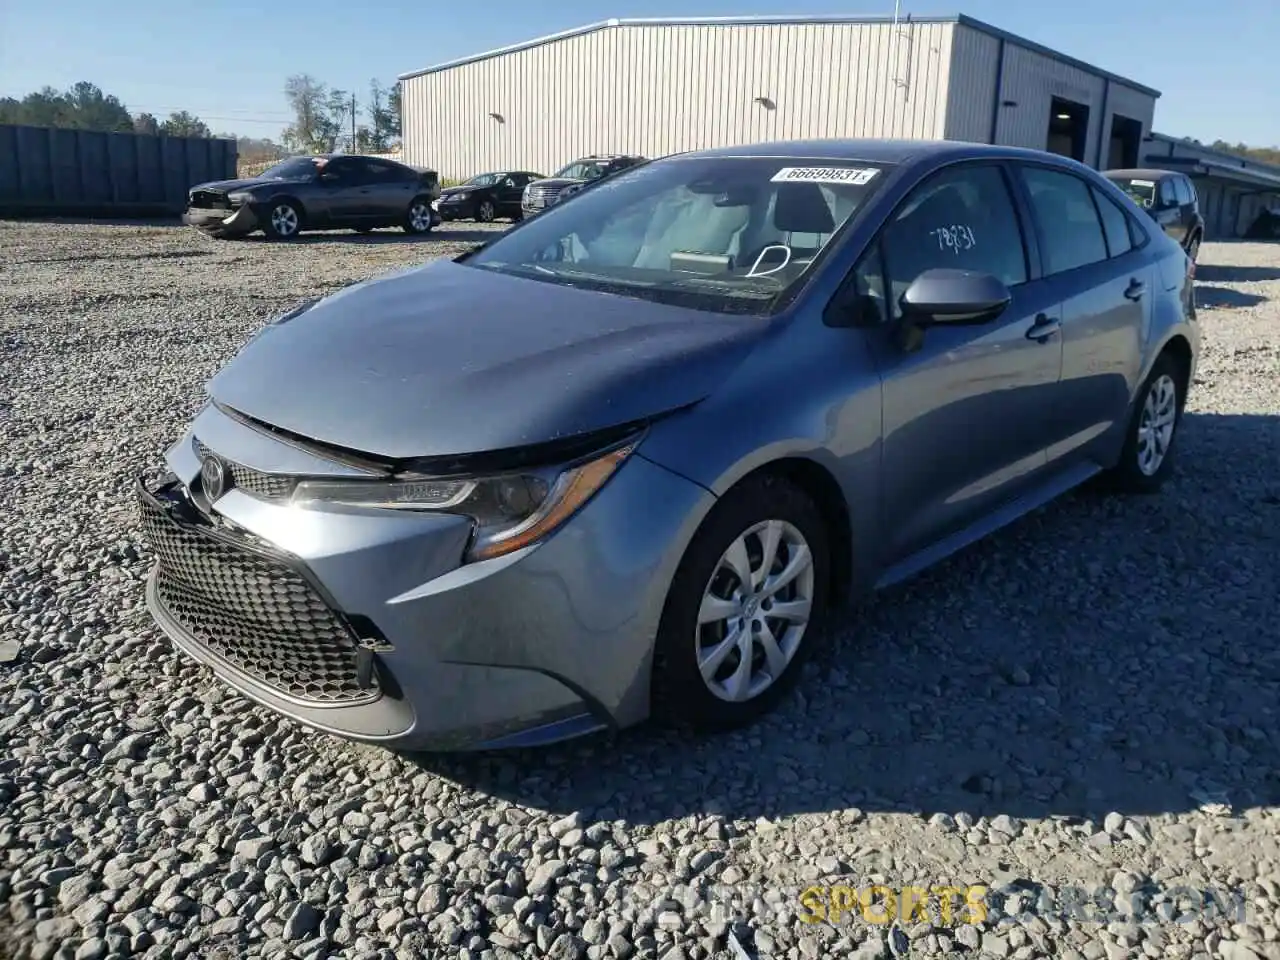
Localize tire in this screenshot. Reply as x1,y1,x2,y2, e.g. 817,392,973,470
650,474,830,731
403,197,434,234
476,199,497,223
261,200,303,241
1104,352,1185,494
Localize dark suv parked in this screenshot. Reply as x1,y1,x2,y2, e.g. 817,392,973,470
1103,168,1205,262
521,154,646,217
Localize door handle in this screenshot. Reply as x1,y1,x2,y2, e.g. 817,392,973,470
1124,279,1146,301
1025,313,1060,343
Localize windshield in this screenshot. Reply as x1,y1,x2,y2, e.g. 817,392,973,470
464,156,891,316
555,161,607,181
1111,177,1157,208
465,173,505,187
258,157,322,180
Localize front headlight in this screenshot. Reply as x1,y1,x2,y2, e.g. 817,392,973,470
290,440,638,562
227,191,253,206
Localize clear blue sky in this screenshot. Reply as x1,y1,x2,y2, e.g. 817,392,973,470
1,0,1275,146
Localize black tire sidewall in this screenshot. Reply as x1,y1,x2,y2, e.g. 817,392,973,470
651,474,830,731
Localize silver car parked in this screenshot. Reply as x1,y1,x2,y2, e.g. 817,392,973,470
140,139,1199,751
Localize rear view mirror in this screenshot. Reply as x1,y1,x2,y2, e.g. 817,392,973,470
899,268,1011,326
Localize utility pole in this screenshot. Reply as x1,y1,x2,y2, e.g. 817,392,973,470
350,93,357,152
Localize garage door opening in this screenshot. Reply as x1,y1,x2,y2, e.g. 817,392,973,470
1046,97,1090,162
1107,114,1143,169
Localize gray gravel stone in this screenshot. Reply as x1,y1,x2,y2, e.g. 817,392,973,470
2,225,1279,958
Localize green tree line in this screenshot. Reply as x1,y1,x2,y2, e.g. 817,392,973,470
0,76,406,161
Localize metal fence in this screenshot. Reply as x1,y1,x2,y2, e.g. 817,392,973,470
0,124,237,218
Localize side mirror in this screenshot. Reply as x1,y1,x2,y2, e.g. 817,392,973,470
319,172,339,184
899,268,1011,326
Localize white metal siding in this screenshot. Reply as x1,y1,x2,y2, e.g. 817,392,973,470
942,25,1000,143
994,43,1105,160
402,21,954,179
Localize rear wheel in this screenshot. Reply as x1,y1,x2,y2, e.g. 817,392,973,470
651,474,830,731
1104,352,1185,494
403,197,434,235
476,199,496,223
262,200,302,240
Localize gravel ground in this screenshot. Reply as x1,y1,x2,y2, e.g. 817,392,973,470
1,220,1279,960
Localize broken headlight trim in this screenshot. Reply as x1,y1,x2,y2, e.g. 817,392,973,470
290,441,638,562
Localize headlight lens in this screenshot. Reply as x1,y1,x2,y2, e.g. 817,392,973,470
227,191,252,205
290,441,637,562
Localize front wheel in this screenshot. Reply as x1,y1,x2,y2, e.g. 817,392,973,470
262,201,302,240
1104,352,1184,494
403,197,435,235
651,474,830,731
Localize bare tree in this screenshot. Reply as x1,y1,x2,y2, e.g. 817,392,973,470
282,74,336,153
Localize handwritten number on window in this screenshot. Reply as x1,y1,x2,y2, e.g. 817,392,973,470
929,225,977,255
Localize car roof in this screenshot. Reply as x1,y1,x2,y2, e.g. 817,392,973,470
1103,168,1181,181
669,138,1093,168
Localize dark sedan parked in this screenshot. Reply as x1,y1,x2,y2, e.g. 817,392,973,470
184,155,443,240
142,138,1198,752
435,171,544,223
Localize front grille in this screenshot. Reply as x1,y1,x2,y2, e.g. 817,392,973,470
139,483,377,704
526,183,564,205
189,190,229,210
195,441,295,501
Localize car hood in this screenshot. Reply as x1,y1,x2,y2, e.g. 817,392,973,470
190,176,310,194
206,260,770,460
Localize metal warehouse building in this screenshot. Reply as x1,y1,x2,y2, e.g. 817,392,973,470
398,13,1160,181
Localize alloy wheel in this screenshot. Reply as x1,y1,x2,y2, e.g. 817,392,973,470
478,200,495,222
695,519,815,703
1137,373,1178,476
270,205,299,238
409,202,432,232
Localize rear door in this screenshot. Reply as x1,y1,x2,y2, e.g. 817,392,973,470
1013,163,1151,471
358,159,414,224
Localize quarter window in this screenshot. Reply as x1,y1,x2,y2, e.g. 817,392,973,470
878,163,1028,320
1019,166,1109,275
1090,185,1134,258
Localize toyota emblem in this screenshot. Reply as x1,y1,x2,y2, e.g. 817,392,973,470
200,454,228,501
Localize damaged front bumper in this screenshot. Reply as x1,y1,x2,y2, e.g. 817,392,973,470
135,402,713,751
183,203,258,238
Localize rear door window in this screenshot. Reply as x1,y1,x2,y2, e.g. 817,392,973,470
1018,166,1110,276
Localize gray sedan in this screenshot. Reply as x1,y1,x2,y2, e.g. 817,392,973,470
140,138,1199,751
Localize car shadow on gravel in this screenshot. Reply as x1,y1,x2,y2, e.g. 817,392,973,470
234,227,508,246
1196,284,1269,308
1196,264,1280,283
406,412,1280,826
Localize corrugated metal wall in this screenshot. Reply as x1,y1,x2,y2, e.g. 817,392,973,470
0,124,237,217
944,25,1155,167
402,21,955,179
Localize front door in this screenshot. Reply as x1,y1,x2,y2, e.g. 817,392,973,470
314,158,369,226
854,161,1065,566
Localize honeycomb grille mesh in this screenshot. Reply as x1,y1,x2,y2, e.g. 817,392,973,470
139,485,376,704
194,441,295,501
